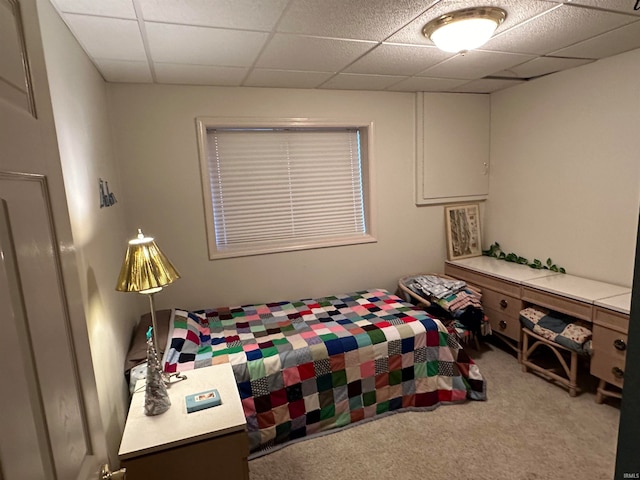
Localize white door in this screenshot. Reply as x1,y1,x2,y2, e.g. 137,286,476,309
0,0,111,479
0,174,111,480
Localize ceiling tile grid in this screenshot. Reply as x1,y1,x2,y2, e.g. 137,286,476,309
344,43,453,76
482,4,639,55
49,0,640,93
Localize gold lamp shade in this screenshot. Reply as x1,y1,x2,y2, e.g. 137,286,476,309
116,229,180,293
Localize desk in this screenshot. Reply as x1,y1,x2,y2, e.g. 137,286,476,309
444,257,631,401
592,293,631,402
119,363,249,479
444,257,558,351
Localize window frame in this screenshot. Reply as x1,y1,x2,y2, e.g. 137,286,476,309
196,117,377,260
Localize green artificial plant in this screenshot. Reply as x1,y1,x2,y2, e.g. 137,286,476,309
482,242,566,273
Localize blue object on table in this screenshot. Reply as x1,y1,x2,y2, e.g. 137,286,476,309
186,388,221,413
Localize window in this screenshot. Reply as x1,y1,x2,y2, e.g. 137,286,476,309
196,118,376,259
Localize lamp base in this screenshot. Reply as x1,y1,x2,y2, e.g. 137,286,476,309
144,292,188,387
162,371,187,386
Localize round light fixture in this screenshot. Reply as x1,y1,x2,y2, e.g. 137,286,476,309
423,7,507,54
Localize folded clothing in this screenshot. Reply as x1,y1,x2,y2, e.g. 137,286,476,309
519,306,592,355
408,275,466,299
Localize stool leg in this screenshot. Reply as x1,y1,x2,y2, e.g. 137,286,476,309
569,351,578,397
596,379,606,404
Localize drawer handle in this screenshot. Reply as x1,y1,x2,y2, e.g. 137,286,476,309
499,299,508,309
613,339,627,351
612,367,624,379
498,320,507,330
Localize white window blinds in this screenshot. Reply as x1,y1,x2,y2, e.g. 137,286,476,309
204,127,369,256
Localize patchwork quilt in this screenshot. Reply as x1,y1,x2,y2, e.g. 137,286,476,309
163,289,486,455
519,306,593,355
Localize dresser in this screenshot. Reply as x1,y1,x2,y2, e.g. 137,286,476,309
119,363,249,480
444,256,631,402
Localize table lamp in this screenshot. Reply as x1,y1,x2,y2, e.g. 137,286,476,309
116,229,181,377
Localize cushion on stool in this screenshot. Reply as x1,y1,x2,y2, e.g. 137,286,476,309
519,307,592,355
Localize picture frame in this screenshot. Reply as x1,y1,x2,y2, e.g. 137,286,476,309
444,203,482,260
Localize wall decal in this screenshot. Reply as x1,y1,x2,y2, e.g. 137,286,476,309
99,178,117,208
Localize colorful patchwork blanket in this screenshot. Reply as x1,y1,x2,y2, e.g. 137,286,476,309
519,306,593,355
162,289,486,456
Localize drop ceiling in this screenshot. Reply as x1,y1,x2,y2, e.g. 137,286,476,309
49,0,640,94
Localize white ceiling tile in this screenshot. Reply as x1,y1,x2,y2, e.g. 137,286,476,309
277,0,438,41
387,0,557,46
154,63,247,85
138,0,289,30
50,0,136,19
569,1,640,16
92,59,153,83
389,76,469,92
49,0,640,93
451,77,526,93
62,14,147,61
344,44,452,75
551,20,640,58
256,34,376,72
496,56,594,78
320,73,409,90
483,4,638,55
420,50,535,80
244,69,333,89
145,23,268,67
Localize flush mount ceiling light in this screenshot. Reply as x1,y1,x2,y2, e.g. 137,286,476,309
423,7,507,54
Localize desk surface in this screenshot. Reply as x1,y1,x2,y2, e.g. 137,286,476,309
119,363,245,459
446,256,559,283
595,292,632,315
522,275,631,305
447,257,631,307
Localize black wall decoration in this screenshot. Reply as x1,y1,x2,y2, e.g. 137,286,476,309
99,178,117,208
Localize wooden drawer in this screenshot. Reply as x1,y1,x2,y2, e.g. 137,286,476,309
485,306,521,342
593,307,628,334
590,325,627,388
521,286,593,322
592,324,628,363
482,289,522,320
122,430,249,480
444,264,521,297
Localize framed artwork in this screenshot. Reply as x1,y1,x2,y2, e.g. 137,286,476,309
444,203,482,260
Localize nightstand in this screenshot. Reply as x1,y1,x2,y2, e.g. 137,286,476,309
119,363,249,480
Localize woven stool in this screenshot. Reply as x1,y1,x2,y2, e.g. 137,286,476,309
519,307,592,397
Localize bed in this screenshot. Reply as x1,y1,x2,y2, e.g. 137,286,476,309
155,288,486,457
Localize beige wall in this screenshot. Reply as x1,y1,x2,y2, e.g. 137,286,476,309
38,0,138,463
486,48,640,287
107,85,450,311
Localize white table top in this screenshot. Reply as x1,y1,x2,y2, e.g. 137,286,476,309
595,292,633,315
119,363,246,459
446,256,559,283
522,274,631,305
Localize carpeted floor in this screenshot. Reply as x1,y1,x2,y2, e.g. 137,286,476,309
248,339,621,480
